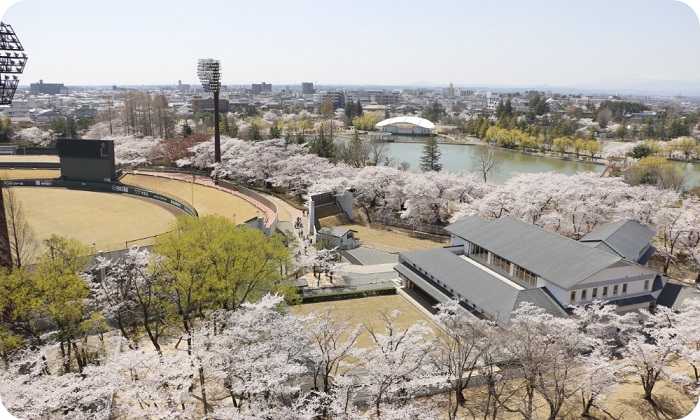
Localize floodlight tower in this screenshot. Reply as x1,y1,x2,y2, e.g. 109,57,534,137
0,22,26,269
197,58,222,163
0,22,28,105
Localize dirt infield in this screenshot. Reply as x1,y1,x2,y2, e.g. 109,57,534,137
121,174,260,222
13,187,181,253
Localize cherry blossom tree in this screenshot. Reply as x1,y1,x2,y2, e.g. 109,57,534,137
0,343,118,419
473,323,515,420
434,299,494,419
353,310,436,418
505,302,584,420
653,200,700,275
303,306,363,394
621,306,686,404
571,301,631,417
14,126,53,147
109,347,195,418
401,171,486,224
352,166,409,223
673,298,700,391
90,247,169,353
298,248,345,286
574,347,623,418
196,294,309,414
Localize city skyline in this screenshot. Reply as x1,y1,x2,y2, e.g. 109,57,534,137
1,0,700,94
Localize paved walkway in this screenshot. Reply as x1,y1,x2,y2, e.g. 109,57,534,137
130,170,401,292
342,247,397,266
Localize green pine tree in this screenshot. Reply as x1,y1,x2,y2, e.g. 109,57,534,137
420,137,442,172
309,126,336,160
181,121,193,137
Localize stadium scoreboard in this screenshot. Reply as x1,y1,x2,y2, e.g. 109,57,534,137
57,139,116,183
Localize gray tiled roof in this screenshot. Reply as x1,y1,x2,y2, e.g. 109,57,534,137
398,248,519,326
657,281,700,309
579,219,656,263
514,288,569,317
319,226,352,238
397,247,567,326
446,216,622,290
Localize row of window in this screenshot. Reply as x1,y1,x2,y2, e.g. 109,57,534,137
569,280,649,303
514,266,537,287
471,244,537,287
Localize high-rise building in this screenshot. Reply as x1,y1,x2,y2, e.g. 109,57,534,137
176,80,191,91
252,82,272,95
320,90,345,108
30,80,65,95
444,82,455,98
191,97,230,113
301,82,315,95
373,92,400,106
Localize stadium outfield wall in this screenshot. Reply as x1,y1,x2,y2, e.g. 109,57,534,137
2,178,197,217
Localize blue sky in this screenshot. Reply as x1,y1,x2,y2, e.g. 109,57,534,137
1,0,699,91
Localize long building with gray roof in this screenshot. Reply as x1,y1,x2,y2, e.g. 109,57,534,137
395,216,666,327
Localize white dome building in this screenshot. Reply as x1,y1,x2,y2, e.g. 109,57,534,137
375,116,435,135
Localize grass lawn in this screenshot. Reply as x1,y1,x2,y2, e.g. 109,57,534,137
0,155,59,163
339,223,448,252
290,294,439,349
0,169,61,179
121,174,260,222
14,187,181,253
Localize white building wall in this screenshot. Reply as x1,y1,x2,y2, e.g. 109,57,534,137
545,276,655,307
336,191,354,221
450,234,466,247
578,264,654,285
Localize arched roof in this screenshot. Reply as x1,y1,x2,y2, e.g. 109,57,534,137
375,116,435,129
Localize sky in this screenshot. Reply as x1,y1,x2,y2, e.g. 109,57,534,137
1,0,700,93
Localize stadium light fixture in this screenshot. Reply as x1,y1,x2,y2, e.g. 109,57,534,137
0,22,27,105
0,22,27,268
197,58,222,163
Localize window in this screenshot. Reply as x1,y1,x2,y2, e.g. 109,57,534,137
592,288,598,299
492,254,510,273
570,291,576,302
581,289,587,301
514,265,537,287
613,285,619,296
622,283,628,294
602,286,608,297
472,245,488,262
643,280,649,291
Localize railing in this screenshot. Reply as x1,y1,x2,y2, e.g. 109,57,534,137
217,179,279,235
371,215,449,236
128,165,208,177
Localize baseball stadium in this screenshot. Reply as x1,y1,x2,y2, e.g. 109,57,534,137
0,139,279,256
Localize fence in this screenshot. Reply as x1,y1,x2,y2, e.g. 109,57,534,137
0,161,59,169
371,215,449,237
218,179,279,236
300,287,397,303
127,165,209,177
2,178,197,217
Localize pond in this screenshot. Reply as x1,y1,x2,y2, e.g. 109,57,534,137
336,134,700,186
